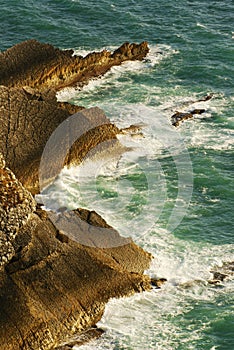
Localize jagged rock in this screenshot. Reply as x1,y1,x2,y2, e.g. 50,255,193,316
0,40,149,91
150,277,167,289
171,94,214,126
208,261,234,285
0,153,36,269
171,109,206,127
0,159,152,350
0,86,122,194
0,40,153,349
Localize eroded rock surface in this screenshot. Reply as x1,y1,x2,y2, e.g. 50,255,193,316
0,156,152,350
0,86,121,194
0,40,153,349
0,154,36,269
0,40,149,91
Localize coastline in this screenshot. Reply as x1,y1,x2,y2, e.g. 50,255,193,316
0,40,153,349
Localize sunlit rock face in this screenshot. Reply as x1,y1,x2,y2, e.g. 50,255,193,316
0,40,149,90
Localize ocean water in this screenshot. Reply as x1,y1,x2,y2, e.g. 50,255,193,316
1,1,234,349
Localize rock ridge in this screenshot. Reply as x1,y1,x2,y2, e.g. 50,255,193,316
0,40,149,91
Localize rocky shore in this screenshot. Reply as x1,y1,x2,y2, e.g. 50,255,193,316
0,40,149,90
0,40,152,349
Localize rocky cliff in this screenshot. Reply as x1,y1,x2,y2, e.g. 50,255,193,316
0,40,149,90
0,40,152,349
0,154,152,349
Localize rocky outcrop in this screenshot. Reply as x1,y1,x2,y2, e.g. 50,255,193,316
0,40,149,90
208,261,234,285
0,86,122,194
0,40,153,349
0,39,149,193
171,94,214,126
0,154,152,350
171,109,206,127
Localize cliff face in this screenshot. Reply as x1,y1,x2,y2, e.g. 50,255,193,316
0,40,152,349
0,40,149,90
0,86,121,195
0,154,152,350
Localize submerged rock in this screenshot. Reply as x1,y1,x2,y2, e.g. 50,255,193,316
171,109,206,127
208,261,234,285
171,94,214,126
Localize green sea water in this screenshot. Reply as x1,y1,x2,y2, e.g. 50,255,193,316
1,1,234,349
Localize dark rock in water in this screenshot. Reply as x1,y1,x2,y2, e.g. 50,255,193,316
208,261,234,285
171,109,206,127
150,277,167,288
170,93,214,127
0,40,149,91
0,155,152,350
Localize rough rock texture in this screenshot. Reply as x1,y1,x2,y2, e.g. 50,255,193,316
0,153,36,269
0,86,121,194
0,156,152,350
0,40,153,349
55,327,105,349
0,40,149,91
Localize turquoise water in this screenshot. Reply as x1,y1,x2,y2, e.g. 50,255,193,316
1,1,234,349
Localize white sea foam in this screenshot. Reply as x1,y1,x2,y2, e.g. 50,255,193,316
76,235,234,350
57,44,178,102
196,22,230,38
51,42,234,349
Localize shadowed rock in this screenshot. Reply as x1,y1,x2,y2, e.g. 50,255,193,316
150,277,167,289
0,40,149,91
171,109,206,127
